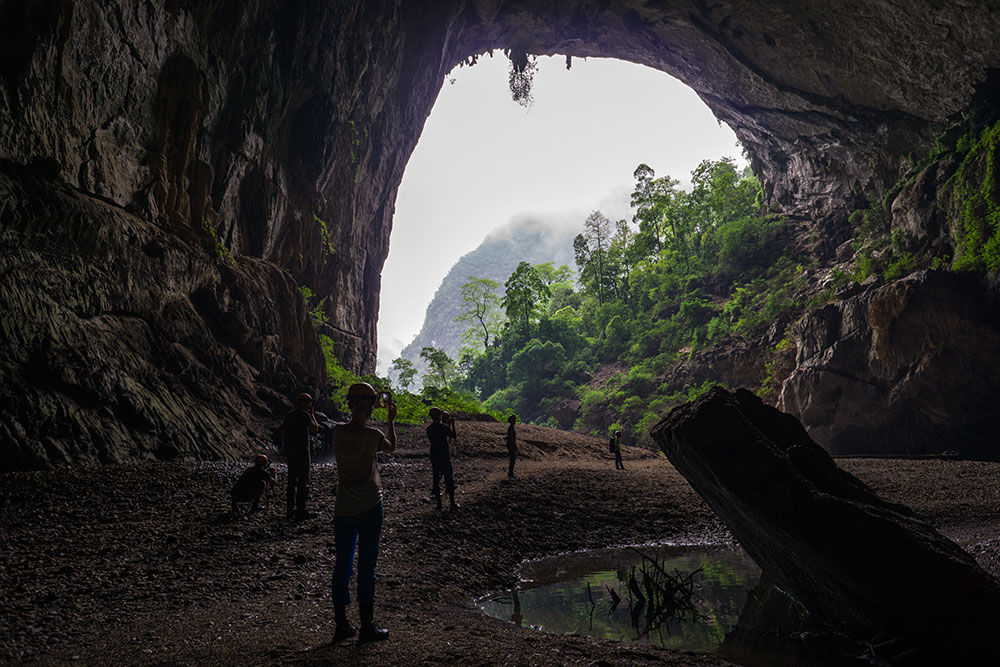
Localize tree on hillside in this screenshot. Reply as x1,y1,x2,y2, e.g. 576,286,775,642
507,339,567,400
390,357,417,391
582,211,612,304
456,276,504,351
502,261,550,340
631,164,687,264
533,262,574,287
420,346,455,389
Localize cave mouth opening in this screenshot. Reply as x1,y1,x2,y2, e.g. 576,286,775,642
377,54,748,376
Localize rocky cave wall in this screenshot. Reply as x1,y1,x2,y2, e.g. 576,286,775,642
3,0,1000,469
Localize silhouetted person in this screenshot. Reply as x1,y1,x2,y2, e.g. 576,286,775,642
506,414,518,477
332,382,396,645
231,454,276,515
281,392,319,521
427,406,458,510
611,429,624,470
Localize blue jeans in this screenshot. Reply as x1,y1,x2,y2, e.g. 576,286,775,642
332,502,383,605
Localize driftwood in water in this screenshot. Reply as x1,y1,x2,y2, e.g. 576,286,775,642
613,547,701,639
651,387,1000,664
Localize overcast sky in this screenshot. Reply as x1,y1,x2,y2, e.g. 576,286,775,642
377,55,745,373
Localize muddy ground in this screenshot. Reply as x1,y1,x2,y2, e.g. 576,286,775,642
2,420,999,666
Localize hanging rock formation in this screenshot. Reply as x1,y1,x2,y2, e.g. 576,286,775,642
3,1,1000,467
652,387,1000,664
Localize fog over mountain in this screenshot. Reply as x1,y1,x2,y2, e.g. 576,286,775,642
393,209,605,377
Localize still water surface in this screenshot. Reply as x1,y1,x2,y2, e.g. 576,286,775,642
479,544,762,654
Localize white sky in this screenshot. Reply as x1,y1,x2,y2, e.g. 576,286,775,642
377,55,745,373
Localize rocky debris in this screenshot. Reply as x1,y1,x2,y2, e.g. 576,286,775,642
0,422,720,666
780,270,1000,459
653,387,1000,664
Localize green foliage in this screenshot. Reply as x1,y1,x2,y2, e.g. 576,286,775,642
950,118,1000,271
760,336,792,400
456,276,504,350
298,284,329,329
203,219,234,264
420,346,455,389
319,335,501,424
417,155,807,437
389,357,417,391
397,223,577,370
502,261,550,340
313,204,336,257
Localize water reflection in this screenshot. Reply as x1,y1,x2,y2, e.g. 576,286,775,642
479,544,762,654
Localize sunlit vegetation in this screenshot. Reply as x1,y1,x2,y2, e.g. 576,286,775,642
323,114,1000,437
849,102,1000,279
314,333,504,425
417,156,814,442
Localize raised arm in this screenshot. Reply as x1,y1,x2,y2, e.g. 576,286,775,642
381,402,397,453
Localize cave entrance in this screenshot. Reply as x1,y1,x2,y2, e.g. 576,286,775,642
378,55,746,374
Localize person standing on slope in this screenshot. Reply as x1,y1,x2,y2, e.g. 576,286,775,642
331,382,397,645
281,392,319,520
506,414,518,478
426,407,459,510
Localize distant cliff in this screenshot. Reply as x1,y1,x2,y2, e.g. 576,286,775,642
399,217,577,369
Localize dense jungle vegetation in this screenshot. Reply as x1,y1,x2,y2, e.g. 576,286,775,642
314,104,1000,443
319,156,806,440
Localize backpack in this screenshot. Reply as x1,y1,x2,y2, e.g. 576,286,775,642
609,436,615,452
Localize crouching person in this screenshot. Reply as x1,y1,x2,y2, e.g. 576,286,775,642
231,454,276,515
332,382,396,645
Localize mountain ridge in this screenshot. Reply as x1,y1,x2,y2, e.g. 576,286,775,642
398,217,578,373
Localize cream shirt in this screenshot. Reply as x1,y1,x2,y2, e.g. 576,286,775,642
333,424,387,516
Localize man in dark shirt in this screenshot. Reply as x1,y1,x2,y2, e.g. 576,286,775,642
506,414,518,478
281,392,319,520
426,406,458,510
231,454,276,515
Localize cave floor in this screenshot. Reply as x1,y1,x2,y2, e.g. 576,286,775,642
2,422,999,666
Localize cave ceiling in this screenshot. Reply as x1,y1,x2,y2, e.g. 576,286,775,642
3,1,1000,469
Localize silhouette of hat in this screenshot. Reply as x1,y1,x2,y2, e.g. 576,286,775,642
346,382,377,403
296,393,313,403
254,454,269,465
428,406,442,418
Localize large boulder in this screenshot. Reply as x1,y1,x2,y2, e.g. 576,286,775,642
652,387,1000,664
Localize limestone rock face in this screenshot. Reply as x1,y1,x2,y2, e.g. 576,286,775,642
780,270,1000,458
4,1,1000,467
0,165,323,469
653,388,1000,663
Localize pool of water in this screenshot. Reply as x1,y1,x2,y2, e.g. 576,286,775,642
479,543,763,654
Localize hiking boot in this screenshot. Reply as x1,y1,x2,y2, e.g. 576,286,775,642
333,604,356,643
358,602,388,645
449,495,460,510
332,621,357,643
358,624,388,645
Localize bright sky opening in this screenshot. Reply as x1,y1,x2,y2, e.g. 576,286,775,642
377,54,746,373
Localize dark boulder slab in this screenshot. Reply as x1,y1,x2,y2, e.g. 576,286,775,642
652,387,1000,664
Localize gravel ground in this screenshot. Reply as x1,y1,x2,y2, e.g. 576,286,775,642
2,421,998,666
